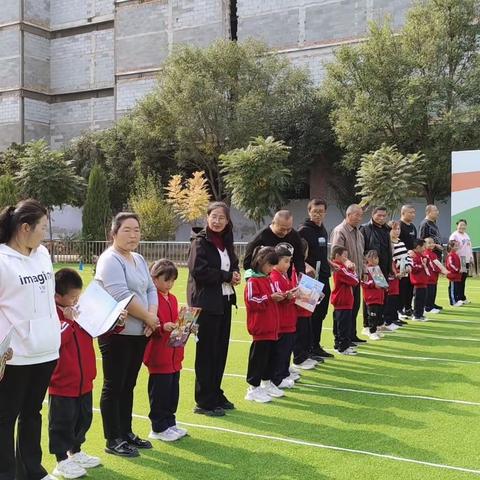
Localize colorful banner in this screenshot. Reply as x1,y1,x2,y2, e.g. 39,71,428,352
451,150,480,250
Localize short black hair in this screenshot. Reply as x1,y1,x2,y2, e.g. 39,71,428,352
456,218,467,226
447,240,458,252
251,246,279,272
308,198,328,211
413,238,425,249
55,268,83,296
372,206,387,214
151,258,178,281
331,245,347,260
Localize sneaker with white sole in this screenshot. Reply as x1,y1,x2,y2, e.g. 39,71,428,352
368,332,381,340
287,372,301,382
245,386,272,403
385,323,399,331
261,380,285,398
69,451,101,468
463,300,471,305
171,425,188,438
453,301,464,307
53,458,87,479
292,359,316,370
149,428,181,442
278,377,295,389
335,347,357,356
289,365,302,374
361,327,370,336
427,308,441,314
42,476,59,480
412,316,428,322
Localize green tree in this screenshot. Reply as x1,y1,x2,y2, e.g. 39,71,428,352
0,143,25,176
0,175,20,209
135,39,330,200
130,171,176,241
220,136,291,226
324,0,480,203
82,163,110,240
16,140,85,242
356,144,427,218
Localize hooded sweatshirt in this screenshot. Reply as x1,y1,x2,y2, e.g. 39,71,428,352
0,244,60,366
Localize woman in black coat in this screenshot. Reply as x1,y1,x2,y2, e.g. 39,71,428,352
187,202,240,417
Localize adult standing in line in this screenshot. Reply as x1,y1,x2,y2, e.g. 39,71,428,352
399,205,417,317
188,202,241,417
419,205,444,311
0,199,61,480
298,199,334,359
243,210,305,276
330,204,366,345
449,219,475,304
95,213,160,457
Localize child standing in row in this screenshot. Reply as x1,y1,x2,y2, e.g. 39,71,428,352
244,247,285,403
410,239,430,321
446,240,463,307
330,246,359,356
424,238,442,314
144,259,187,442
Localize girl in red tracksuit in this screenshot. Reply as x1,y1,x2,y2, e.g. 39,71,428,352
361,250,387,340
49,269,108,478
330,246,359,355
270,245,298,388
424,237,442,312
409,239,430,320
144,259,188,442
244,246,284,403
384,259,402,328
446,240,463,306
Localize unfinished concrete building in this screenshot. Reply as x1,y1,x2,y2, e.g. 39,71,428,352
0,0,413,151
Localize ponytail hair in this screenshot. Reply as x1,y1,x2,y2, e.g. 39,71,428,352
0,199,47,244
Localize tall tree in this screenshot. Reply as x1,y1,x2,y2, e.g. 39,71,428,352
220,136,291,227
0,175,20,210
324,0,480,203
82,163,110,240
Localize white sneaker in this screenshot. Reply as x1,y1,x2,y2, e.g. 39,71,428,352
287,372,300,382
69,451,101,468
463,300,471,305
261,380,285,397
42,476,59,480
369,332,381,340
362,327,370,336
53,458,87,479
453,301,464,307
149,428,181,442
292,359,316,370
278,377,295,389
245,386,272,403
171,425,188,438
385,324,399,331
413,316,428,322
428,308,441,314
336,347,357,356
289,365,302,374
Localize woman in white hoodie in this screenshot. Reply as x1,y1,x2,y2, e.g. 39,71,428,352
0,199,60,480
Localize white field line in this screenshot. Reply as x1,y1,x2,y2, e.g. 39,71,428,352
393,331,480,343
181,368,480,406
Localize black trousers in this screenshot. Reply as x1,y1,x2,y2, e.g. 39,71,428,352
351,285,361,340
448,281,461,305
366,304,383,333
310,278,331,352
384,294,400,325
49,393,93,461
272,333,295,386
0,360,56,480
148,372,180,433
246,340,276,387
400,276,414,312
458,266,469,301
194,297,232,410
293,317,311,365
425,284,438,311
333,310,352,352
98,334,147,442
413,287,427,318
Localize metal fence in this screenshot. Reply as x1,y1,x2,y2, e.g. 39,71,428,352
46,240,249,266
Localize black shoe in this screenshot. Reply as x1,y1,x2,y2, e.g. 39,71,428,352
309,353,325,362
312,347,334,358
394,321,405,326
124,432,152,449
218,399,235,410
105,438,139,457
433,304,443,310
194,406,226,417
352,337,367,344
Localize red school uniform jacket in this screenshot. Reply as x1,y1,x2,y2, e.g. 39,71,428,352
446,252,462,282
424,249,440,285
49,306,97,397
361,269,385,306
409,252,429,288
387,261,400,296
270,268,297,334
144,292,184,374
244,274,279,341
330,261,359,310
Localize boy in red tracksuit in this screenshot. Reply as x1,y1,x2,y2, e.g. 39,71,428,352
144,259,187,442
409,239,430,321
49,269,108,479
270,245,298,389
446,240,463,306
244,246,285,403
424,238,442,313
330,246,359,355
361,250,387,340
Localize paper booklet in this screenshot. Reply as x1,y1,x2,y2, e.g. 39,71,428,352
295,273,325,313
73,282,133,338
399,256,408,277
0,328,13,381
367,266,389,289
168,306,201,348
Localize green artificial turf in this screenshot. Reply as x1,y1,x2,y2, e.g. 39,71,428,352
40,264,480,479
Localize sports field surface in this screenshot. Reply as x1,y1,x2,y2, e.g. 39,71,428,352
41,265,480,480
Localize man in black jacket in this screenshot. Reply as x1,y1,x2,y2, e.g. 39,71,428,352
298,199,333,360
399,204,417,316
